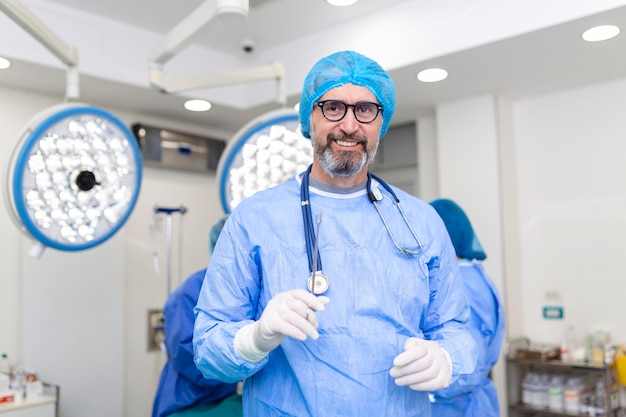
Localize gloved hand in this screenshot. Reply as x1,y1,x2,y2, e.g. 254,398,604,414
389,337,452,391
235,289,329,362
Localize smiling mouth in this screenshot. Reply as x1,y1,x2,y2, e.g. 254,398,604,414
335,139,360,147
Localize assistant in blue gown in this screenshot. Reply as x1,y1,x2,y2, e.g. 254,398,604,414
152,217,239,417
429,198,506,417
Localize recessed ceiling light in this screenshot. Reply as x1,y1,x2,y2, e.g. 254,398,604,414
326,0,358,6
184,99,211,112
582,25,620,42
0,56,10,70
417,68,448,83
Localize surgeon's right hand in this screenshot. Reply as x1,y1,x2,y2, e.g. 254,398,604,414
235,289,329,362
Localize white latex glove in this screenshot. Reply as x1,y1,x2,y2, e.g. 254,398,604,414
389,337,452,391
235,289,329,362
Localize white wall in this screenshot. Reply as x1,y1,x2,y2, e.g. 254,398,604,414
514,78,626,347
424,77,626,417
0,85,229,417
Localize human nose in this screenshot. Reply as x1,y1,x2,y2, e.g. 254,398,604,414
338,106,359,133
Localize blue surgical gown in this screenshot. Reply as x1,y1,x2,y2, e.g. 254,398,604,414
431,261,505,417
152,269,238,417
193,173,477,417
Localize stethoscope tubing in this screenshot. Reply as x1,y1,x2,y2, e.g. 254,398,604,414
300,164,423,277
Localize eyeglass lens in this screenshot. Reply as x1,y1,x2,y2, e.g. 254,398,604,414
318,100,381,123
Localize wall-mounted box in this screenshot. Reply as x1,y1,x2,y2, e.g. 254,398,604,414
132,123,226,173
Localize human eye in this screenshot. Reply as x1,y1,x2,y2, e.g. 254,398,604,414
355,102,376,117
323,101,345,116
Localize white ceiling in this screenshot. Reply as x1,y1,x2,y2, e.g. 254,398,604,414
1,0,626,135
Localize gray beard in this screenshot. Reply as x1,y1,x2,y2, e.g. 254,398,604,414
315,140,379,177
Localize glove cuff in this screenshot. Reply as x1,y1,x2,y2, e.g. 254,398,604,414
235,322,270,363
441,346,453,388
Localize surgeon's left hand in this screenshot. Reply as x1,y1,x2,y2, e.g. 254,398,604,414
389,337,452,391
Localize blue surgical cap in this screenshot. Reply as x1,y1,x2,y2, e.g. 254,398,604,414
299,50,396,139
429,199,487,261
209,215,229,255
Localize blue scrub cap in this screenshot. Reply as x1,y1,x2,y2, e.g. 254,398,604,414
299,50,396,139
209,215,229,255
429,199,487,261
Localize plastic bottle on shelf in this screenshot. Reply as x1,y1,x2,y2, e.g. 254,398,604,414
548,375,565,412
594,379,607,416
527,371,542,408
564,376,584,414
0,354,11,394
581,382,595,416
537,373,550,409
0,353,10,377
521,371,534,406
563,325,578,362
560,341,571,362
609,371,620,413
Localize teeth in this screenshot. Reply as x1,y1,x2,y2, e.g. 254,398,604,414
336,140,357,147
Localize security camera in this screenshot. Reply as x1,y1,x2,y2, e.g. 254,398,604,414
241,38,255,53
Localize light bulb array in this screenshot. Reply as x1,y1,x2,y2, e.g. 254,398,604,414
8,104,142,252
219,109,312,213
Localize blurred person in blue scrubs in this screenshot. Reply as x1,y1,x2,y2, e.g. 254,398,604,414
152,216,241,417
193,50,477,417
429,198,505,417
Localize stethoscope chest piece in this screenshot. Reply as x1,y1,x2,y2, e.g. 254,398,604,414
307,271,329,295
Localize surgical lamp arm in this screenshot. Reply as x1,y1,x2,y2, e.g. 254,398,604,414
148,0,248,66
0,0,79,100
147,0,286,106
0,0,78,66
150,61,287,106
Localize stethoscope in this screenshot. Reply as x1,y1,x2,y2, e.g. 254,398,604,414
300,164,423,295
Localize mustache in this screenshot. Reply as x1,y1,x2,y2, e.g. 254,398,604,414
327,133,367,144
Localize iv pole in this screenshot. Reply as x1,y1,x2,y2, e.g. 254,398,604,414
154,205,187,297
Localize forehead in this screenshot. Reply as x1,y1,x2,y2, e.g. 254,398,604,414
319,83,377,102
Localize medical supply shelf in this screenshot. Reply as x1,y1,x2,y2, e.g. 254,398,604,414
0,395,56,417
0,383,58,417
506,357,624,417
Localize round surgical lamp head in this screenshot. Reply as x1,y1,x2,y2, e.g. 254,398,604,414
4,102,143,257
217,108,313,213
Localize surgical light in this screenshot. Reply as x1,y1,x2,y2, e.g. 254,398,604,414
0,56,10,69
217,108,312,213
5,102,143,257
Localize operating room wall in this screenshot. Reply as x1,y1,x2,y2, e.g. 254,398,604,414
429,76,626,416
513,77,626,346
0,85,230,417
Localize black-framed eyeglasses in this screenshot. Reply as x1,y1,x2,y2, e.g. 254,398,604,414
314,100,383,124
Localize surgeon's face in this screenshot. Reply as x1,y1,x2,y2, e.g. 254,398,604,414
310,84,382,180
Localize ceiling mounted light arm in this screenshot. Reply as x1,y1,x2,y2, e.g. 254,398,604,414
148,0,249,66
150,60,287,106
0,0,78,66
148,0,286,106
0,0,79,100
